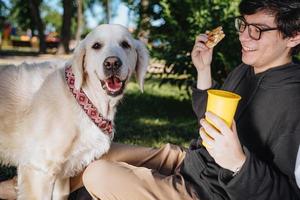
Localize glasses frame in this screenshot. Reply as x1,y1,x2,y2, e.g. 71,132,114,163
235,16,278,40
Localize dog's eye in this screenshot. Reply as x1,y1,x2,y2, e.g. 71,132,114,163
92,42,102,50
120,41,131,49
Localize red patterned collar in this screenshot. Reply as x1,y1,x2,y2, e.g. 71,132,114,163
65,66,113,136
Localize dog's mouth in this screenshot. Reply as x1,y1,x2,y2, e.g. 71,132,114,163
100,76,127,97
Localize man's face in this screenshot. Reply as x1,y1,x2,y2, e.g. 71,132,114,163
239,11,291,73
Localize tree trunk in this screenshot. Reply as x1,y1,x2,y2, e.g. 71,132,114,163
57,0,72,54
75,0,83,43
103,0,110,23
28,0,46,53
137,0,150,44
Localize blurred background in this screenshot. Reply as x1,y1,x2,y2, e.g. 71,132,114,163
0,0,246,146
0,0,246,84
0,0,299,180
0,0,299,84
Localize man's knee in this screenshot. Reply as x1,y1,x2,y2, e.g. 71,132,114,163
82,160,111,189
82,160,132,199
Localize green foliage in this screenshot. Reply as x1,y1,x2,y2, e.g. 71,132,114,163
295,54,300,62
126,0,242,90
42,3,62,33
0,0,8,18
9,0,35,31
0,0,8,30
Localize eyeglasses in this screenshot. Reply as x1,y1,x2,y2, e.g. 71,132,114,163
235,17,278,40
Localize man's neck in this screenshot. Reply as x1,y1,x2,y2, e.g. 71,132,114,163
253,58,292,74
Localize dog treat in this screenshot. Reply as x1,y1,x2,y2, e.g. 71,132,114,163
205,26,225,48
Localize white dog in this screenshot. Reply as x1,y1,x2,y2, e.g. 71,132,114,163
0,24,149,199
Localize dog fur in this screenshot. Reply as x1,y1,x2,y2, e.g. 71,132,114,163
0,24,149,199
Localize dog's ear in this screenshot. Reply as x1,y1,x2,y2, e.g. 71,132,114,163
134,39,149,92
71,41,86,90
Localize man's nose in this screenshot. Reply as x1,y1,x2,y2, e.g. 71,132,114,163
239,26,251,41
103,56,122,71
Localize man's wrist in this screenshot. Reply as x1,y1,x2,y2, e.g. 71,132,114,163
196,67,212,90
232,166,242,177
230,155,246,176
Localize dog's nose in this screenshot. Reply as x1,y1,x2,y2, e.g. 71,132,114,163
103,56,122,71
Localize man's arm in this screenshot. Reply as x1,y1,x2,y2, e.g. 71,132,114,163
190,89,300,195
191,34,213,90
220,146,300,199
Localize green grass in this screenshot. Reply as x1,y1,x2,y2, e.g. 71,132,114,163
0,77,199,179
115,77,198,147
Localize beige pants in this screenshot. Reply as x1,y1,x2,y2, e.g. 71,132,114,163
72,142,199,200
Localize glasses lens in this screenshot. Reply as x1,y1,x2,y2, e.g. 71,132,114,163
248,24,261,40
235,18,246,33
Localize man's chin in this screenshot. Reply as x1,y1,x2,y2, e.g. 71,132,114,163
241,56,254,66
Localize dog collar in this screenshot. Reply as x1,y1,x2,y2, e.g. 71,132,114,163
65,66,113,136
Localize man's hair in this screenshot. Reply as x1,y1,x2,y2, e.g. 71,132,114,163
239,0,300,55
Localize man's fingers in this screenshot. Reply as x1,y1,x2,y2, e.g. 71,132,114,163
200,118,221,139
195,34,209,43
231,120,237,131
205,112,231,135
199,127,214,148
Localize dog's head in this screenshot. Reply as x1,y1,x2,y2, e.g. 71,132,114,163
71,24,149,97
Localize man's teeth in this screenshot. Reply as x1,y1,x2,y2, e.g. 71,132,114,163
243,46,256,51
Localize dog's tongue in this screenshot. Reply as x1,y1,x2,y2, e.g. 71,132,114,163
106,77,122,91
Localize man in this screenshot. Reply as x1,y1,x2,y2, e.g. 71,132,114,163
182,0,300,199
1,0,300,199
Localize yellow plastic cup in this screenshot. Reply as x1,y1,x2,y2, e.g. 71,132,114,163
206,89,241,127
202,89,241,148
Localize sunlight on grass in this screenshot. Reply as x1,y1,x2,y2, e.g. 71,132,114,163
138,118,169,126
126,77,190,101
115,77,199,148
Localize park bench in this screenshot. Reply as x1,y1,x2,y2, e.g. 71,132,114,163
10,40,59,49
11,40,32,48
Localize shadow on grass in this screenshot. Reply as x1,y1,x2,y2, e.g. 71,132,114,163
115,89,199,147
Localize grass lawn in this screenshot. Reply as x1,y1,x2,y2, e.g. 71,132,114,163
0,77,199,179
115,77,198,147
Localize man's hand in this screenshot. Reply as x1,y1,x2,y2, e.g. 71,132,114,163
191,34,213,72
191,34,214,90
199,112,246,172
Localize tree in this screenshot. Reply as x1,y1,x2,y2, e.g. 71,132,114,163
0,1,8,18
87,0,121,25
57,0,114,54
8,0,47,53
123,0,153,40
42,3,62,33
28,0,47,53
102,0,111,23
57,0,74,54
0,0,8,31
136,0,151,43
75,0,83,43
9,0,36,37
124,0,241,92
